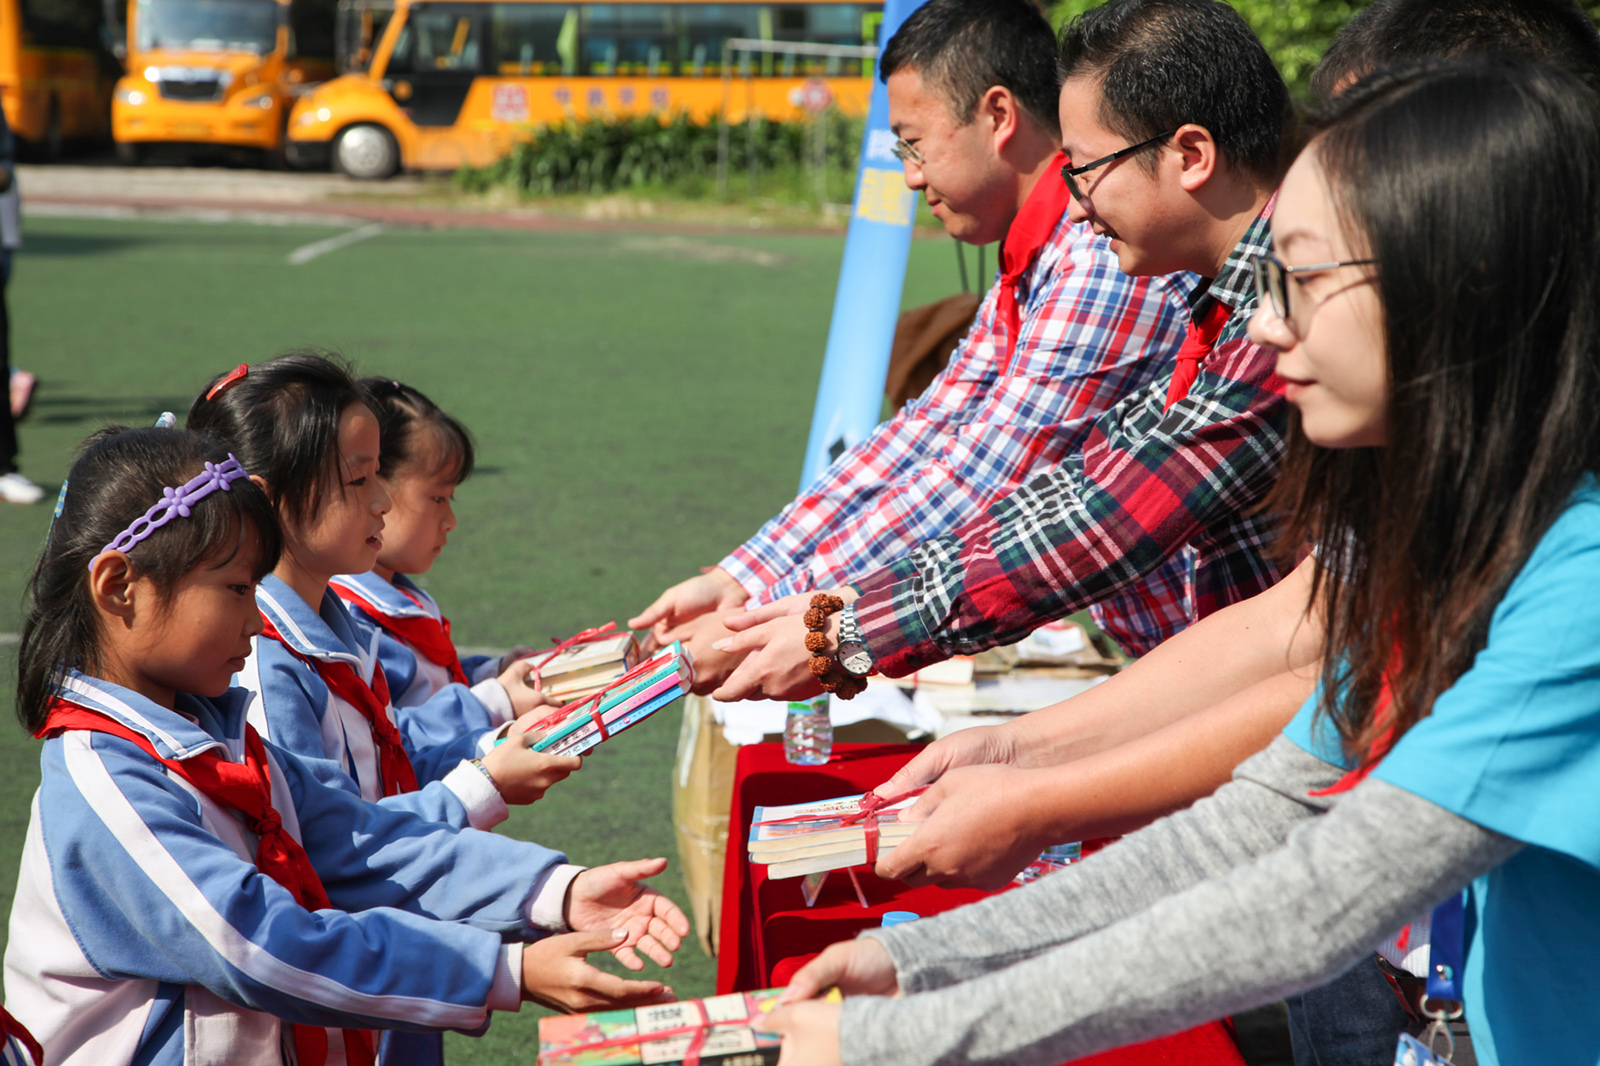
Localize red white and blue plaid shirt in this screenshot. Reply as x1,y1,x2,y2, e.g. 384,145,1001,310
852,203,1289,667
720,214,1197,607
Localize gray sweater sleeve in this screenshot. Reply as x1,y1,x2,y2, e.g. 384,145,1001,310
838,767,1521,1066
858,735,1343,991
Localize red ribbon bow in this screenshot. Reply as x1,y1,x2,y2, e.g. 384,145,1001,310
259,613,419,797
753,787,929,867
36,698,375,1066
524,623,622,694
332,584,470,687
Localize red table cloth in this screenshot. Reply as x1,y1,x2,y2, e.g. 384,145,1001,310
716,742,1247,1066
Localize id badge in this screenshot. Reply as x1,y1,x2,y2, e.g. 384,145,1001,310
1394,1032,1456,1066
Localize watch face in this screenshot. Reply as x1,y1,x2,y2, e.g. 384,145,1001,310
839,641,872,676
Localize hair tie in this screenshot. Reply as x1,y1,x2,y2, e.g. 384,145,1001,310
206,364,249,401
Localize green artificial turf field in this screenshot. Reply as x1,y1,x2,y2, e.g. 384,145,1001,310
0,210,972,1061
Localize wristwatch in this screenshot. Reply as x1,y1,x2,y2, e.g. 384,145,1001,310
836,603,874,677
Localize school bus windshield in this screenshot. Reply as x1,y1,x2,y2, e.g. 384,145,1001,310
135,0,281,53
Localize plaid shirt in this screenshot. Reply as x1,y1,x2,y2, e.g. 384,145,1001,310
721,214,1197,605
853,203,1289,668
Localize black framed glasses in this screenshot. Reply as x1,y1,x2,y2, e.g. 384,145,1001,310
1253,254,1378,331
1060,128,1179,204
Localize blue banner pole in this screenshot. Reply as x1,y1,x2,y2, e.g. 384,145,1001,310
798,0,930,490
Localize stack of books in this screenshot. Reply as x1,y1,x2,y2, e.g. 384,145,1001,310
516,642,693,757
539,989,786,1066
747,792,921,879
522,630,642,701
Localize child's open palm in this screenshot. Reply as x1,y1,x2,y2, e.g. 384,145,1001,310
520,929,676,1013
565,859,691,970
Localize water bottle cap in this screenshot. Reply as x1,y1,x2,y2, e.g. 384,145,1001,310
881,911,919,927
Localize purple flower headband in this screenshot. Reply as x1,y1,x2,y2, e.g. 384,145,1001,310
89,455,250,572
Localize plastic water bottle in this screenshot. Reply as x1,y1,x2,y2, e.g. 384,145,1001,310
784,696,832,765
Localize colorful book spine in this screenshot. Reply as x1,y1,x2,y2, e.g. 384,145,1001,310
544,678,689,757
529,651,688,753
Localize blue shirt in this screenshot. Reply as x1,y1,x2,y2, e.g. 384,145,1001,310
1285,479,1600,1065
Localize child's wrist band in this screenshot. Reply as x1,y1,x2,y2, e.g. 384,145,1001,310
469,758,503,797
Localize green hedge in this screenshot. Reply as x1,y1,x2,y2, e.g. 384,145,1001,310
454,111,864,198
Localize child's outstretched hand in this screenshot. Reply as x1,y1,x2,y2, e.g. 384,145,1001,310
564,858,691,971
480,730,582,804
520,929,676,1013
497,658,567,717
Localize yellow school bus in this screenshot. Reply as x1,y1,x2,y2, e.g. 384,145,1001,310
286,0,881,179
111,0,337,160
0,0,116,153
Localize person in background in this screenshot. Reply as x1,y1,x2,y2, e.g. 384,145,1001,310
630,0,1195,690
0,102,39,505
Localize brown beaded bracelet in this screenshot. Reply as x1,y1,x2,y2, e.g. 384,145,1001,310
803,593,867,700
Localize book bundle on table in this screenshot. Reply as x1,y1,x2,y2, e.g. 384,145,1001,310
746,793,921,879
506,639,693,758
539,989,787,1066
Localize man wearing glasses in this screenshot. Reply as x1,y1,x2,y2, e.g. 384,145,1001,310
717,0,1293,715
628,0,1195,688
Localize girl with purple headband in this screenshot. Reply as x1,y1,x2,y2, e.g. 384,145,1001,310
3,426,682,1066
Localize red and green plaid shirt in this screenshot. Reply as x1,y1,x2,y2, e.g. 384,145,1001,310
853,203,1288,667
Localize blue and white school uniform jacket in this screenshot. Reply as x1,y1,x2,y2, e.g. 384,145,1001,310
2,672,583,1066
329,571,514,745
1,1032,34,1066
237,575,505,831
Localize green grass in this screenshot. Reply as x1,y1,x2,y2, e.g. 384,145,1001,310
0,209,974,1060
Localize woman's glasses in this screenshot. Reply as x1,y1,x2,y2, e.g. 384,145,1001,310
1253,254,1378,334
1060,129,1179,204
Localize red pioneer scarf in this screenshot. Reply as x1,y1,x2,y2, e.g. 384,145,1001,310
257,613,419,797
997,153,1075,362
36,698,376,1066
332,583,470,687
1165,296,1232,410
0,1005,42,1066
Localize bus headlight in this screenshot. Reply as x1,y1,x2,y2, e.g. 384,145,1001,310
238,91,275,110
115,88,148,105
296,106,331,127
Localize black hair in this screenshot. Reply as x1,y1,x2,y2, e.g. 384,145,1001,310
16,427,282,732
186,350,372,528
1311,0,1600,101
357,377,475,483
1058,0,1291,181
879,0,1062,136
1269,58,1600,763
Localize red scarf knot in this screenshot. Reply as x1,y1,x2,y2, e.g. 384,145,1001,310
1165,296,1232,410
258,613,419,797
333,583,470,687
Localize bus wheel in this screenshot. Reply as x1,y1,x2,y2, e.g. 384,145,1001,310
115,142,144,166
334,124,398,180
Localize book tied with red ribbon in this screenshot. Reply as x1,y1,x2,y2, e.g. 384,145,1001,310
539,988,805,1066
510,642,694,758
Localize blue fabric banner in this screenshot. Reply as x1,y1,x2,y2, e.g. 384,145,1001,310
799,0,930,489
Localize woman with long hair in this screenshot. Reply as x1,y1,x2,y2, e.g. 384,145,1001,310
760,56,1600,1066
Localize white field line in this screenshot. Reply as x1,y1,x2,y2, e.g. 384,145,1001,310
287,222,385,265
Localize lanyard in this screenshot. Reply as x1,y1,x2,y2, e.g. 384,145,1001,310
1416,891,1466,1063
